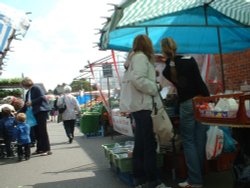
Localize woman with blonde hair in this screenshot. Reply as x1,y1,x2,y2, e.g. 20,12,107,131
120,34,171,188
161,37,209,188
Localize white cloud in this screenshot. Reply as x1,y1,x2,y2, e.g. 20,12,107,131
2,0,124,91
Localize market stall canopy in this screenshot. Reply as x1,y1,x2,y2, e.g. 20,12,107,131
0,3,30,71
99,0,250,54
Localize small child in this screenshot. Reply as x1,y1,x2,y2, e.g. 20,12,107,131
16,113,31,161
0,107,17,158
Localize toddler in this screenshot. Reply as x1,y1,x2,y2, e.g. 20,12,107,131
16,113,31,161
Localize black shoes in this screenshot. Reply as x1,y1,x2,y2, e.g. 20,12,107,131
18,156,30,162
69,137,73,144
32,150,52,156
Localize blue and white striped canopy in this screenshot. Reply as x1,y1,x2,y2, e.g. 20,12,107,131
0,3,30,65
0,21,13,53
100,0,250,54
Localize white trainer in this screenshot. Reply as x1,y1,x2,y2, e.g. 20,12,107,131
178,181,203,188
155,183,172,188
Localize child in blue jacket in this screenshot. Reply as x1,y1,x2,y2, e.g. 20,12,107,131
0,107,17,158
16,113,31,161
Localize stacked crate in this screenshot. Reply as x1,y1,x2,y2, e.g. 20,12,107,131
102,141,164,186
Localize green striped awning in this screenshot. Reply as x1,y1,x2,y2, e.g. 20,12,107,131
118,0,250,27
99,0,250,53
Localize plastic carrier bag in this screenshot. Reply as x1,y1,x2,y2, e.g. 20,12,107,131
220,127,237,153
206,126,224,160
26,107,37,127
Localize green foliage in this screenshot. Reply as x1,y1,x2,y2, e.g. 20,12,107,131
0,89,23,98
0,78,22,85
70,79,93,92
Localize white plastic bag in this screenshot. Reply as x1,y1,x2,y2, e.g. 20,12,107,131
206,126,224,160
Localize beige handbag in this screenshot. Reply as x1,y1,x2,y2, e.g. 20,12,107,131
151,96,174,147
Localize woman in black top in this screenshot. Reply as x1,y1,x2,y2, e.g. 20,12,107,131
20,77,52,156
161,38,209,188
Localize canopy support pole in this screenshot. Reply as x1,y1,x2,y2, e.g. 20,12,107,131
145,26,149,35
217,27,225,92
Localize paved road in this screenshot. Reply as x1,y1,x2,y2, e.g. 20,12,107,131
0,121,235,188
0,121,131,188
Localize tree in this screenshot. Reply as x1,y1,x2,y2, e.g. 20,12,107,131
70,79,92,92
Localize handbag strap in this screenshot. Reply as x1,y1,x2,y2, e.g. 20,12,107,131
152,86,167,115
152,96,158,115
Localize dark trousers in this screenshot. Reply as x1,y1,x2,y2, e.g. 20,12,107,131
4,138,14,157
63,120,75,139
30,126,36,144
17,143,30,158
132,110,158,185
34,111,51,152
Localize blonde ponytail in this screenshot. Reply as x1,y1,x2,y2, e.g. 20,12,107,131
161,37,177,60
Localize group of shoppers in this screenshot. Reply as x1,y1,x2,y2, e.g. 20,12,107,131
120,35,209,188
0,77,81,161
20,78,80,148
0,106,31,161
1,35,208,187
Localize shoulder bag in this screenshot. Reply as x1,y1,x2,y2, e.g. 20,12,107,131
57,96,67,114
151,95,174,148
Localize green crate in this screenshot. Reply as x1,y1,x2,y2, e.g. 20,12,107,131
110,150,129,165
102,142,125,161
80,112,101,134
113,153,132,173
114,153,165,173
101,143,117,161
101,142,132,162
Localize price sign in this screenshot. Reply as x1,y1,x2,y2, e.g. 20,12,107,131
102,64,113,78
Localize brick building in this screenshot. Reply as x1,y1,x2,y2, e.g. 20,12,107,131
213,48,250,93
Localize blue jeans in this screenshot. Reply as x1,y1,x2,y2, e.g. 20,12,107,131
179,99,207,185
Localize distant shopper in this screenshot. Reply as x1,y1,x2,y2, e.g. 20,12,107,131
20,77,52,156
49,99,58,122
57,85,80,144
161,37,209,188
16,113,31,161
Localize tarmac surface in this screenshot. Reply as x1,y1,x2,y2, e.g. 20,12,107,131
0,121,235,188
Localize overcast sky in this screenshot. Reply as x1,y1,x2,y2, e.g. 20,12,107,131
1,0,125,91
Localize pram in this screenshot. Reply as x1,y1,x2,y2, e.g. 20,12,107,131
0,137,5,158
0,137,17,159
